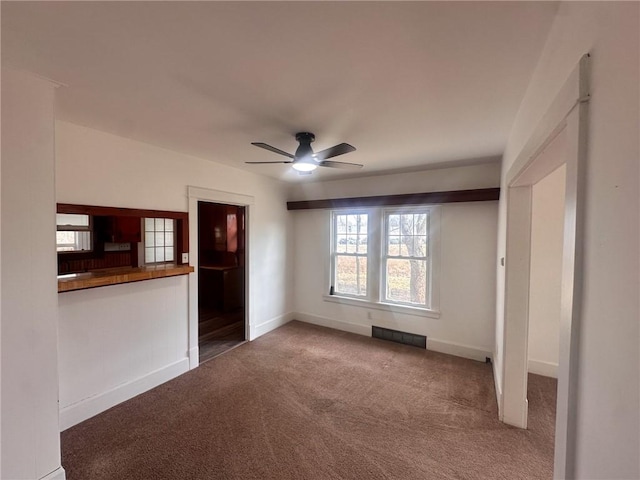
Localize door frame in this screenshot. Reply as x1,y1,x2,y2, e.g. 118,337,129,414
501,54,589,479
187,186,254,369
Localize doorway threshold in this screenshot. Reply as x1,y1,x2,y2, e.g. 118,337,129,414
199,339,247,365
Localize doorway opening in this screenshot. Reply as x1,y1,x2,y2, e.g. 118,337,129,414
526,163,566,452
501,54,589,478
198,201,246,363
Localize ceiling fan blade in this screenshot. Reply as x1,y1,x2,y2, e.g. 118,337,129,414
251,142,295,159
314,143,356,161
245,161,293,164
319,160,363,169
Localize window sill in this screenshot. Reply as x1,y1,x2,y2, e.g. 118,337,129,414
322,294,440,319
58,264,194,293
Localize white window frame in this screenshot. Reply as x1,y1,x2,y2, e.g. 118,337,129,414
325,206,440,318
143,218,176,264
330,210,371,299
56,213,93,253
382,207,432,309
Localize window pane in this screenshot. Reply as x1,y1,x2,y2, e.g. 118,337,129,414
56,231,74,245
155,247,165,262
358,214,367,234
155,218,165,230
56,230,91,252
357,235,367,254
165,232,174,247
386,258,427,305
336,235,347,253
145,218,155,231
388,236,400,256
346,236,358,253
56,213,89,227
336,255,367,296
146,232,155,247
347,215,358,234
388,214,400,235
357,257,368,295
400,236,411,256
415,214,427,235
400,214,413,235
165,220,174,232
165,247,174,262
155,232,165,247
145,248,155,264
336,215,347,234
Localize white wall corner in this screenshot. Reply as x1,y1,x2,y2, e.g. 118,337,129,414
60,358,189,431
250,312,295,340
40,467,66,480
294,312,371,337
426,338,492,363
528,359,559,378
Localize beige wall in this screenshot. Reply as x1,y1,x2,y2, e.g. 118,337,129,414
528,165,566,378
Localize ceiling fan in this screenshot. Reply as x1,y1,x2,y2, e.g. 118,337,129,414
246,132,362,174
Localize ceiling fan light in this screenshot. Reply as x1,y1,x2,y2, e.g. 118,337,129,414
292,162,317,172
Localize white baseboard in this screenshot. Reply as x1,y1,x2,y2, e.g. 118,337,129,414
60,358,190,431
250,312,295,340
528,359,558,378
294,312,371,337
41,466,66,480
426,338,491,363
493,351,503,420
188,346,199,370
294,313,490,363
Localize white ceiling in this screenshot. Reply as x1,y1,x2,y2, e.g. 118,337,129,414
2,1,558,183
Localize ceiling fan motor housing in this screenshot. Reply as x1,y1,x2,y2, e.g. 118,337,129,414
295,132,315,144
295,132,316,160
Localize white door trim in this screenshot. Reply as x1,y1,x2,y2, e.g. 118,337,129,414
501,53,589,480
187,186,254,369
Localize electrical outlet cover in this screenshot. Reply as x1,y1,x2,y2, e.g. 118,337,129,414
182,253,189,263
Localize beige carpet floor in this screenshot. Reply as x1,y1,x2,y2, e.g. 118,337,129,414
61,320,556,479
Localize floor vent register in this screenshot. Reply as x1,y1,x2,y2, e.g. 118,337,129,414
372,326,427,349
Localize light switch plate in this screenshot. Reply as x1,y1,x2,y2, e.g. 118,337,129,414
182,253,189,263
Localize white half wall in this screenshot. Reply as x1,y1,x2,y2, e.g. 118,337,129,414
55,121,294,426
58,276,189,430
291,164,499,362
528,165,566,378
1,69,65,479
496,2,639,478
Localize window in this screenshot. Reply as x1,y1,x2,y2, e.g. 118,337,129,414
329,206,439,315
144,218,175,264
384,210,429,307
332,212,368,296
56,214,92,252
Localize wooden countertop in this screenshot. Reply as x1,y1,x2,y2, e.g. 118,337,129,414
199,265,241,272
58,264,195,293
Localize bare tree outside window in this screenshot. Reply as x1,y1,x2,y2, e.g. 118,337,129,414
386,212,428,305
